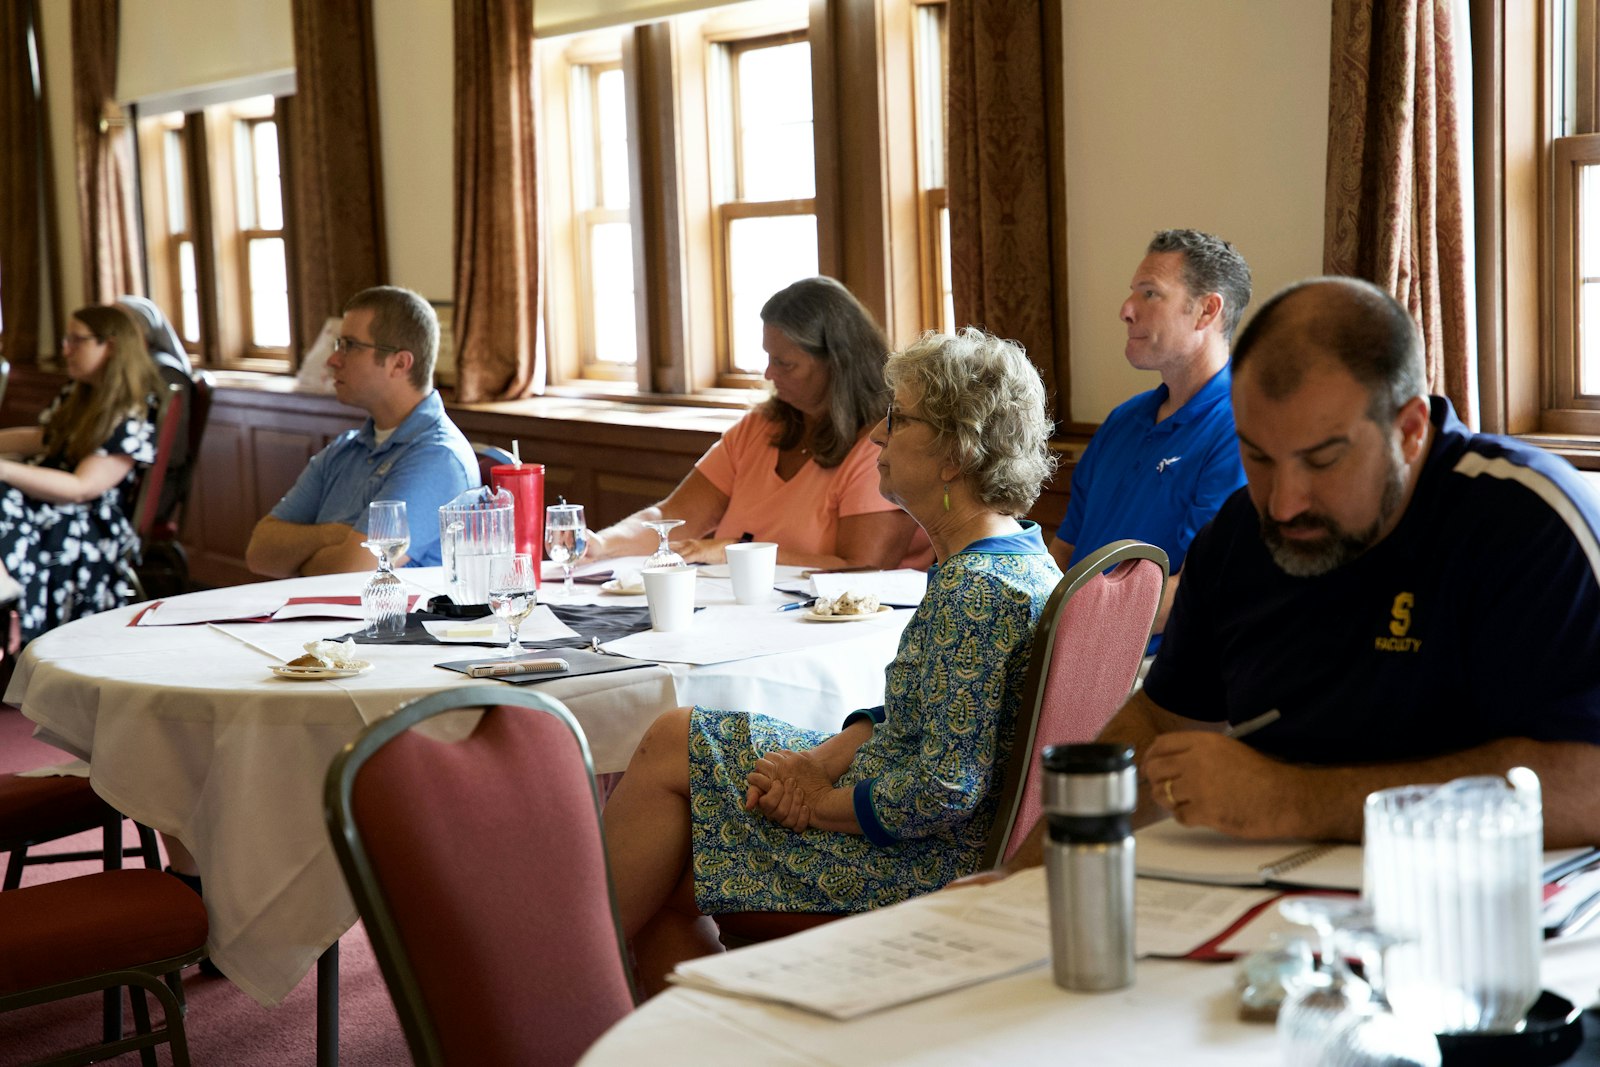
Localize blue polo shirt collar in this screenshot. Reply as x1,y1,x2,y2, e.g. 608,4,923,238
354,391,446,455
1147,364,1232,432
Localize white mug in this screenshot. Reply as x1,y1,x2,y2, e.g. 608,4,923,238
642,566,697,632
724,541,778,605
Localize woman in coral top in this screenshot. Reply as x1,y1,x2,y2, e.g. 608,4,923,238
587,277,930,570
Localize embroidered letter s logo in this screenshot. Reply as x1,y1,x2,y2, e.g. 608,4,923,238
1389,592,1414,637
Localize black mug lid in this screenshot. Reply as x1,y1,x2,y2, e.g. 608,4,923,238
1042,743,1135,775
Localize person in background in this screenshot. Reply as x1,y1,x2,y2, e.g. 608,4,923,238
585,276,931,571
1000,277,1600,873
1052,229,1251,643
602,328,1060,994
245,285,477,577
0,305,163,641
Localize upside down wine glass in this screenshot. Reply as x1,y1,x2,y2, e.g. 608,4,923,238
361,500,409,637
642,518,686,570
1276,896,1374,1064
544,501,589,600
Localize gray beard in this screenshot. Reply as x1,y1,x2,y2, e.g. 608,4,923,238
1259,450,1406,578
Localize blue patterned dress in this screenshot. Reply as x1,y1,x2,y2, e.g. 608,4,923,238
689,522,1059,914
0,387,157,642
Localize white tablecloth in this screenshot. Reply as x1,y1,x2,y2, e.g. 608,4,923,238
581,906,1600,1066
7,566,909,1006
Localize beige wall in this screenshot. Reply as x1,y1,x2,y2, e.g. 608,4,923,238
372,0,455,303
1062,0,1331,423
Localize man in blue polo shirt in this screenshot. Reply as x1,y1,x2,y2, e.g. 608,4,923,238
1052,230,1251,642
245,285,478,576
999,278,1600,868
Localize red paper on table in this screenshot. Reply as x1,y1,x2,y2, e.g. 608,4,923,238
491,462,545,588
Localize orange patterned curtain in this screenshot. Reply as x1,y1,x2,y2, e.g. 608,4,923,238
452,0,540,403
283,0,388,359
1325,0,1474,424
947,0,1070,428
71,0,143,303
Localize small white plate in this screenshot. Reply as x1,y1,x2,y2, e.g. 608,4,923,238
271,663,374,680
600,579,646,596
802,606,895,622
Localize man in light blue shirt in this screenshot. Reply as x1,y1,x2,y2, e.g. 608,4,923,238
1052,230,1251,643
245,286,478,576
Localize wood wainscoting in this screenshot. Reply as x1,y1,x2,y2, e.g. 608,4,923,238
0,366,1074,590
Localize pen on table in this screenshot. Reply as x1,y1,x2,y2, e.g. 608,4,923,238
467,658,568,678
776,598,817,613
206,622,283,662
1545,885,1600,938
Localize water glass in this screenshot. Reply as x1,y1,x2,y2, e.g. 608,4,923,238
545,503,589,599
488,554,537,655
1275,896,1373,1063
1364,771,1543,1035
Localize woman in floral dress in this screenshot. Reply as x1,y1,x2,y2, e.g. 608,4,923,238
0,305,162,642
604,328,1063,993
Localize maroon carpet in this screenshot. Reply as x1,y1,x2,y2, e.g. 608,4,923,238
0,706,410,1065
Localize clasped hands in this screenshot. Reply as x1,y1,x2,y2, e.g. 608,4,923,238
745,748,833,832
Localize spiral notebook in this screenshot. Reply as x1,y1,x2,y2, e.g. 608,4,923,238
1134,821,1363,890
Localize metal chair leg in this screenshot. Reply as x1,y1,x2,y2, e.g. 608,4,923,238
130,985,159,1067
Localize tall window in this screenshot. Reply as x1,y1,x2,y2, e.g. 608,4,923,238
236,114,289,354
711,32,818,377
137,95,291,369
574,59,637,376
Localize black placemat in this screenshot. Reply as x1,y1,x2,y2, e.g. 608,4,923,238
435,647,657,685
333,604,661,649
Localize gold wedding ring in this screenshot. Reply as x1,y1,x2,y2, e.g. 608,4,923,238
1163,778,1176,807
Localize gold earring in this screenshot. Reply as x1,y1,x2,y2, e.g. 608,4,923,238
943,483,951,511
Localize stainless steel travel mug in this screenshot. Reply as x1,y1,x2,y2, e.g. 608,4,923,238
1042,743,1137,992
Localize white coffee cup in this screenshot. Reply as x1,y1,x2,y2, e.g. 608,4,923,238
724,541,778,605
642,566,697,632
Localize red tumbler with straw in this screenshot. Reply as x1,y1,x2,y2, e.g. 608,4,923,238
490,441,544,590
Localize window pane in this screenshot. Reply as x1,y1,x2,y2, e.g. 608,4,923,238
1582,281,1600,394
164,128,187,232
248,237,290,348
727,213,818,372
737,42,814,201
590,221,637,365
940,206,954,332
1581,163,1600,278
253,121,283,230
178,240,199,344
597,67,630,209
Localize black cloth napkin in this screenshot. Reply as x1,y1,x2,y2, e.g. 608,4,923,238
334,604,659,649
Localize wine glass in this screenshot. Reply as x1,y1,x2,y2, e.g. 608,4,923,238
545,502,589,599
642,518,686,570
1276,896,1373,1064
1314,922,1441,1067
488,554,538,656
360,500,409,637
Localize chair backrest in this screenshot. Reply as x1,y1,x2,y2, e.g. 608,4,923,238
325,686,635,1067
472,442,514,488
981,539,1168,868
126,381,187,543
150,368,214,541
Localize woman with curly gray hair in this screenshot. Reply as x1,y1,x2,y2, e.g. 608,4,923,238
602,327,1061,993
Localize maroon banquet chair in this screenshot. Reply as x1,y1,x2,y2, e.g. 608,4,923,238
0,773,161,891
325,686,635,1066
714,539,1168,946
0,868,208,1066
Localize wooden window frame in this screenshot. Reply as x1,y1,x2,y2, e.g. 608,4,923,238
533,0,930,403
232,108,290,366
911,0,951,334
